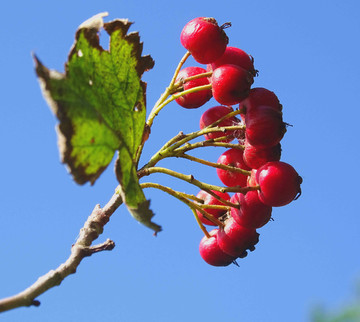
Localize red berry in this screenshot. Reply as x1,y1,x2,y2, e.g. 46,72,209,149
245,105,286,148
243,139,282,169
216,148,251,187
196,190,230,226
207,46,257,76
180,17,228,64
174,66,212,109
199,229,236,266
211,64,254,106
240,87,282,114
200,105,240,142
230,192,272,229
256,161,302,207
217,217,259,257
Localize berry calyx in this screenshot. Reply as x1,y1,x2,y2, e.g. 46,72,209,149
196,190,230,226
207,46,257,77
256,161,302,207
180,17,229,64
211,64,254,106
199,229,236,266
174,66,212,109
200,105,240,142
216,148,251,187
230,192,272,229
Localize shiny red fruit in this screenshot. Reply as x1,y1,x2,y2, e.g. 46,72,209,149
175,66,212,109
243,139,282,169
245,105,286,148
217,217,259,257
199,229,236,266
180,17,228,64
230,192,272,229
207,46,257,76
256,161,302,207
240,87,282,115
211,64,254,106
200,105,240,142
216,148,251,187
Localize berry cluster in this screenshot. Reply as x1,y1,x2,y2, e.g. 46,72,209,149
177,17,302,266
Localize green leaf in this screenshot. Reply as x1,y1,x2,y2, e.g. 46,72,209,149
35,13,161,232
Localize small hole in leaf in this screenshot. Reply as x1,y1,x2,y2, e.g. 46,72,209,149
134,103,142,112
77,50,83,57
89,79,93,86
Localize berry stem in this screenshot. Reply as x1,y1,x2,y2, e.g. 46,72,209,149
135,52,191,165
139,126,245,171
150,84,212,117
138,166,258,197
197,204,229,211
170,71,213,93
160,131,187,151
220,22,232,29
141,132,187,169
140,182,223,228
165,124,246,153
206,109,242,128
146,51,191,128
168,51,192,90
191,208,211,238
173,140,244,154
175,152,251,176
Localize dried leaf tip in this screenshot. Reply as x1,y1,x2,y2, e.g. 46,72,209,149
78,12,109,31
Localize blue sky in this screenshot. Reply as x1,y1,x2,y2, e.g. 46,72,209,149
1,1,360,321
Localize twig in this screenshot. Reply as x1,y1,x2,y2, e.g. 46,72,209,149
0,191,123,313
